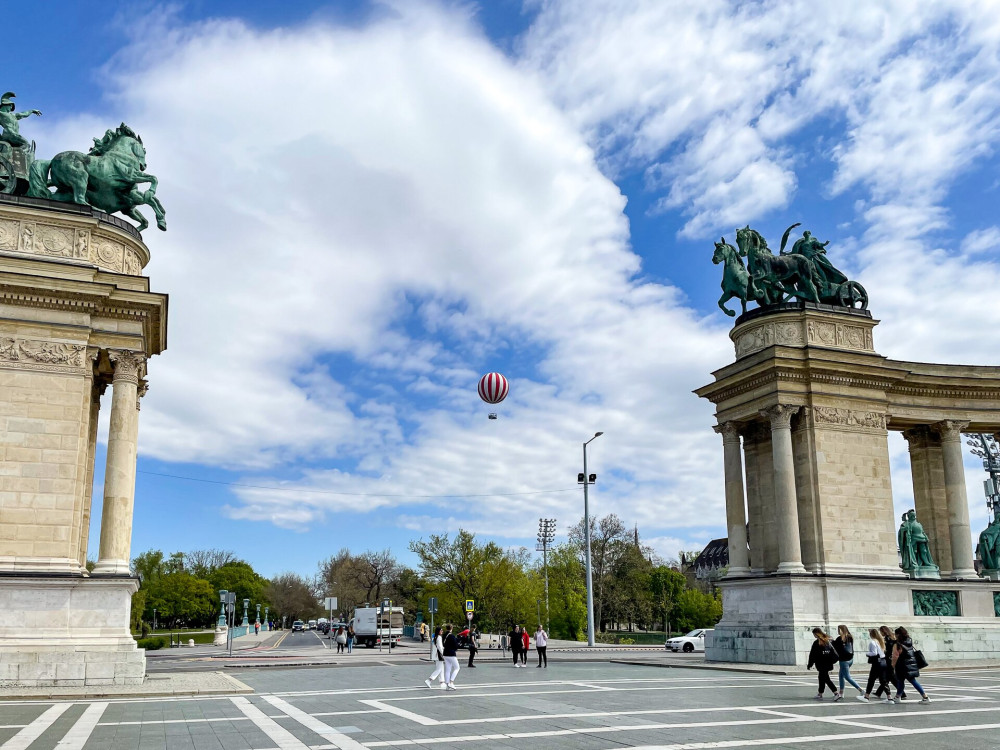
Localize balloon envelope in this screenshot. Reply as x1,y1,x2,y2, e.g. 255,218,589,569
478,372,509,404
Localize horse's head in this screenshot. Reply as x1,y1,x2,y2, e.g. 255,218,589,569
89,123,146,169
713,237,733,264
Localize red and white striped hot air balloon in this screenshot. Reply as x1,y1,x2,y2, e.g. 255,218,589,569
478,372,509,407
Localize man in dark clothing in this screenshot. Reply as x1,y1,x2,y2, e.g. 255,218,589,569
467,626,479,667
509,626,522,667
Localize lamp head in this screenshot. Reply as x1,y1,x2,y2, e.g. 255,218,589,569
595,431,603,437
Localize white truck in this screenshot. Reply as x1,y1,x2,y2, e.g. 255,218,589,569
351,606,404,648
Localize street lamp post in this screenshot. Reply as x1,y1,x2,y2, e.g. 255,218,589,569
968,434,1000,523
242,598,250,628
264,607,269,631
218,590,228,628
579,431,603,647
152,608,157,632
536,518,556,632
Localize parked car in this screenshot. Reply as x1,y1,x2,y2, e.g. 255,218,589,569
318,621,331,635
292,620,305,632
666,628,713,653
308,619,318,630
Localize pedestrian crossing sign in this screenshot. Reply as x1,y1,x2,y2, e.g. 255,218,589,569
465,599,474,612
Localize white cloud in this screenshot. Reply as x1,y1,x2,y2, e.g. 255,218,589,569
35,6,733,540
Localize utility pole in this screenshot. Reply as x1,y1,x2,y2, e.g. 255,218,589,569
536,518,556,632
579,432,603,647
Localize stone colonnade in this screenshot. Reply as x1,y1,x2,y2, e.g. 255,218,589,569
717,411,981,580
89,349,147,576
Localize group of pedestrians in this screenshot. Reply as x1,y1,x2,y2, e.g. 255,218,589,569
424,623,550,690
808,625,930,704
333,624,354,654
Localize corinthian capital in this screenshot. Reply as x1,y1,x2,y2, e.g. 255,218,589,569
108,349,146,385
933,420,969,441
760,404,800,430
713,422,741,443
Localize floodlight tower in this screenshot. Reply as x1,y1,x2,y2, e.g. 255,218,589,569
968,433,1000,522
536,518,557,631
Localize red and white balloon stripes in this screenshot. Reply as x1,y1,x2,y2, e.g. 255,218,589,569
477,372,509,405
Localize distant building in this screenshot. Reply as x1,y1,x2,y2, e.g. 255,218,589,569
681,538,729,593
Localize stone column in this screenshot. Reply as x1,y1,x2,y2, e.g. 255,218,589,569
92,350,145,575
903,426,951,575
79,378,107,567
762,404,807,574
715,422,750,575
936,420,977,579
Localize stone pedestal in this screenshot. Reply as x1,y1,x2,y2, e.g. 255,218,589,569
0,196,167,686
709,574,1000,667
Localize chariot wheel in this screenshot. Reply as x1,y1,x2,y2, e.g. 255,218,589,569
0,156,16,195
837,280,868,310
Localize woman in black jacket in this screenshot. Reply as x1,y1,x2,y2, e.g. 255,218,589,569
880,625,904,700
509,625,522,667
891,627,930,703
807,628,840,700
833,625,864,699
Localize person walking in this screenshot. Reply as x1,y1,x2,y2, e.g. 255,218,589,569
891,627,930,703
520,625,530,666
443,624,461,690
833,625,864,699
858,628,892,703
880,625,905,700
807,628,840,700
509,625,522,667
535,624,548,668
425,626,446,689
467,626,479,668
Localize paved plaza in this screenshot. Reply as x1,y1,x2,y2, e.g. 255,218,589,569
0,662,999,749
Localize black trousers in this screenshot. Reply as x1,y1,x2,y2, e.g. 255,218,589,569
520,648,527,664
817,668,837,694
865,662,889,696
511,648,520,665
468,647,477,667
537,646,547,666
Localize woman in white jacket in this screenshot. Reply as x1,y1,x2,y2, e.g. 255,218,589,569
424,626,446,689
858,628,892,703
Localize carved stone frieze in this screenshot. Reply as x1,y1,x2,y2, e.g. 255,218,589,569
74,230,90,260
0,219,18,251
812,406,886,430
734,315,876,359
37,224,74,257
0,336,87,368
18,222,35,253
94,237,125,272
108,349,146,384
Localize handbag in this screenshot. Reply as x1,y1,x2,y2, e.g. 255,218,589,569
914,649,928,669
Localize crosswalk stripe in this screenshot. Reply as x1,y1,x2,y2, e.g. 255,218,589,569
231,696,311,749
261,696,367,750
54,703,108,750
0,704,71,750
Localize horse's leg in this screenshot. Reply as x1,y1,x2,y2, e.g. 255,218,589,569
146,192,167,230
122,205,149,233
718,290,736,317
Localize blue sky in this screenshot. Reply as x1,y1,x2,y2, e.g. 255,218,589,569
20,1,1000,579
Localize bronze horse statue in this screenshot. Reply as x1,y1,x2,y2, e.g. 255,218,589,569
736,226,819,304
28,124,165,232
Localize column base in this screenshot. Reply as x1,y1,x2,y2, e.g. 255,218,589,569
951,568,979,580
775,562,808,574
725,567,752,578
91,559,131,576
0,575,144,686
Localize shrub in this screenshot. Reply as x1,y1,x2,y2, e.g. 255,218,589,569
136,637,167,650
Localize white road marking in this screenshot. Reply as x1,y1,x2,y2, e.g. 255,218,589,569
745,706,894,732
261,696,367,750
358,700,439,726
231,696,311,749
54,703,108,750
0,704,71,750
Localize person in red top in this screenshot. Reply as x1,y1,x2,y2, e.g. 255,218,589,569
520,625,530,666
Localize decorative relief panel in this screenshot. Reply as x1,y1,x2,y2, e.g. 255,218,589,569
734,320,806,357
913,590,959,617
735,316,876,358
0,336,86,368
37,225,74,257
18,222,35,253
94,237,125,272
123,247,142,275
812,406,886,430
0,219,18,251
74,229,90,260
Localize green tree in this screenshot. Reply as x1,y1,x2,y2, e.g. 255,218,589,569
207,561,268,613
544,544,586,640
265,572,320,624
650,566,686,636
143,572,216,628
673,588,723,633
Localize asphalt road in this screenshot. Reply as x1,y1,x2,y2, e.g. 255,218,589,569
2,662,997,749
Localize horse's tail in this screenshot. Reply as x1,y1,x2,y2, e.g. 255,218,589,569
779,223,801,254
27,159,51,198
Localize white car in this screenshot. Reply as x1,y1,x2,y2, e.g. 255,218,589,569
666,628,713,653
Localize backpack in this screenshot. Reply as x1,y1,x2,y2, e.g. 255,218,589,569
820,642,837,667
